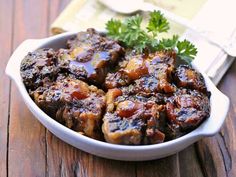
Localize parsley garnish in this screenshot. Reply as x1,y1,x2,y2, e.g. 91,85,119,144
106,10,197,63
158,35,179,51
176,39,198,63
147,10,170,36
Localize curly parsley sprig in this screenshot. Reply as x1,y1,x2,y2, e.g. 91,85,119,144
106,10,197,63
147,10,170,37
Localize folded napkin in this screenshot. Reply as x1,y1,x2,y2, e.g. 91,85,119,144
183,0,236,84
50,0,235,85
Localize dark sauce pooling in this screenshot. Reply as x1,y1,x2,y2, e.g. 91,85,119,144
20,28,211,145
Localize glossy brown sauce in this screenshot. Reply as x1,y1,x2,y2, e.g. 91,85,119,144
20,29,211,145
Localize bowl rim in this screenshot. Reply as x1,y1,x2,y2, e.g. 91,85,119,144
5,31,230,152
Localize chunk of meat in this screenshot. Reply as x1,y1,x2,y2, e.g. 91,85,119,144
58,28,124,85
106,88,123,112
164,123,184,140
166,89,210,130
105,51,176,93
107,87,168,107
105,71,130,89
174,65,207,93
116,100,143,118
58,94,105,139
103,112,144,145
130,75,175,95
102,90,165,145
118,91,168,105
20,48,59,90
123,56,149,80
148,63,176,93
32,76,106,139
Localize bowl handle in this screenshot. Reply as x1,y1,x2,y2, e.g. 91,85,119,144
5,39,44,80
200,87,230,136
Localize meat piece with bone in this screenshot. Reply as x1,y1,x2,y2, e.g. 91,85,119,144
173,65,208,94
20,48,59,90
57,28,124,85
166,88,210,131
102,88,165,145
32,75,106,139
105,51,176,93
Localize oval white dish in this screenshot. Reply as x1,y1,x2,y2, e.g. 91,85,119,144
5,32,230,161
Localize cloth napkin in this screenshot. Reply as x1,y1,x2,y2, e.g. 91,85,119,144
50,0,236,85
183,0,236,84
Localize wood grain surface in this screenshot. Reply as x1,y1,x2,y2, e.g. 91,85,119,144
8,1,49,176
0,1,13,177
0,0,235,177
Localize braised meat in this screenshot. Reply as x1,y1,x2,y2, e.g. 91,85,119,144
20,48,59,90
102,88,165,145
174,65,207,93
20,29,211,145
105,71,130,89
166,89,210,130
128,75,173,95
57,28,124,85
105,51,176,93
32,75,106,139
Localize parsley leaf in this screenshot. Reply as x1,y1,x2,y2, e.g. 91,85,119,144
158,35,179,50
177,40,197,63
122,15,149,51
147,11,170,37
106,19,122,40
105,10,197,63
125,15,142,29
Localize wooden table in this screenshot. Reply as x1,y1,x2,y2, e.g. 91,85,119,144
0,1,235,176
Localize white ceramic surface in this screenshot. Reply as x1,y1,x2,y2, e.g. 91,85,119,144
5,32,230,161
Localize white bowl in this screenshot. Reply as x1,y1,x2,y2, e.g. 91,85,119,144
5,32,230,161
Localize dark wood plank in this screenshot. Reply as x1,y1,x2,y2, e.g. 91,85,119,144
92,156,135,177
137,154,180,177
196,61,236,177
46,132,136,177
196,137,227,177
179,145,204,177
217,61,236,177
46,132,92,177
8,0,50,176
0,1,13,177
